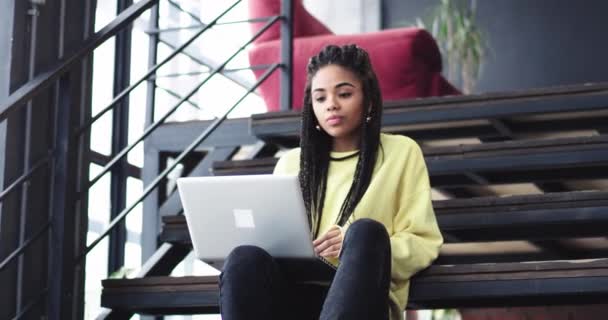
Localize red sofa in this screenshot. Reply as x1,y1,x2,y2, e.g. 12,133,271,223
247,0,460,112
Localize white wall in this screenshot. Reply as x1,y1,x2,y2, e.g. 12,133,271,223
303,0,380,34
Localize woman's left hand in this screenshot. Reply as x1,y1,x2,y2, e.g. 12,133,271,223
313,225,343,258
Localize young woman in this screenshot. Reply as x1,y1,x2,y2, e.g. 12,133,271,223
219,44,443,320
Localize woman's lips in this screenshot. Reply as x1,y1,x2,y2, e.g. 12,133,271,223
327,116,343,126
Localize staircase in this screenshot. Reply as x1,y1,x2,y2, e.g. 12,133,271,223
2,0,607,318
100,83,608,318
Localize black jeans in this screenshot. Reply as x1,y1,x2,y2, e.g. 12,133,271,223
219,218,391,320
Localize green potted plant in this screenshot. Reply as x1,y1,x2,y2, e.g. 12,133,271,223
415,0,488,94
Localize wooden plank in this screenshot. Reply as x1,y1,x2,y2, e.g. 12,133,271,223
100,258,608,312
268,83,608,117
159,191,608,244
433,190,608,210
250,83,608,141
209,136,608,183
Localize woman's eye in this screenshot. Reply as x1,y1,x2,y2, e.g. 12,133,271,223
339,92,352,98
315,96,326,103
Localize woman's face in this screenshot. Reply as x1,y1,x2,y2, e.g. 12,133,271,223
310,64,366,151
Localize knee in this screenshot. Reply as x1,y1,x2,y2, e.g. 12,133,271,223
224,245,272,271
221,245,276,290
344,218,390,248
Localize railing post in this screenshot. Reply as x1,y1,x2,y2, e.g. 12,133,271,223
108,0,133,276
142,2,160,265
280,0,293,111
48,74,78,320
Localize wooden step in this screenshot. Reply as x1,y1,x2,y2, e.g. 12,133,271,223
160,190,608,247
250,83,608,144
102,275,219,315
157,136,608,219
150,83,608,152
101,258,608,313
210,136,608,189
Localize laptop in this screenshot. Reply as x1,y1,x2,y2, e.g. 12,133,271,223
177,174,317,263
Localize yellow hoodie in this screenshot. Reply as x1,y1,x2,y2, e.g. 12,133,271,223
273,133,443,320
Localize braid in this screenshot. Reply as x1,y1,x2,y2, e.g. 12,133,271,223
299,44,384,236
299,91,331,237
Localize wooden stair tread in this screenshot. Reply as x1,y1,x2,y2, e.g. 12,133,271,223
250,83,608,141
160,190,608,245
101,258,608,311
210,135,608,178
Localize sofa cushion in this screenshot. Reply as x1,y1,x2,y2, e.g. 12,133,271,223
248,28,459,111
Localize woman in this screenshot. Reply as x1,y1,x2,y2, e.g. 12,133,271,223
219,44,443,320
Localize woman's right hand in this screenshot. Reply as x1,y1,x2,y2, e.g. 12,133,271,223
313,225,343,258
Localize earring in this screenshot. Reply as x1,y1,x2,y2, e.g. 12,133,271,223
366,116,372,123
315,125,321,131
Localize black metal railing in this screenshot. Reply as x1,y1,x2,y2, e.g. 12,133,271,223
81,11,281,191
82,62,281,258
80,0,294,262
0,0,156,270
0,0,156,121
0,0,294,318
0,2,158,318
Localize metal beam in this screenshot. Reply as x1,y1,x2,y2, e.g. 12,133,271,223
90,151,140,179
0,1,30,318
108,0,133,276
141,2,159,266
17,0,55,315
45,1,95,317
280,0,293,111
141,145,161,265
48,74,76,320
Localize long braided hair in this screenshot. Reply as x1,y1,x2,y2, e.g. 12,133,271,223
299,44,383,238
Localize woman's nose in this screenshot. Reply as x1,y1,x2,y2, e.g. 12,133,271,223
326,96,339,111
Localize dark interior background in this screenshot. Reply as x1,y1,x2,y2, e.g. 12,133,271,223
382,0,608,94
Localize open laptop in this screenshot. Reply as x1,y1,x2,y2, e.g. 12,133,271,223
177,175,317,263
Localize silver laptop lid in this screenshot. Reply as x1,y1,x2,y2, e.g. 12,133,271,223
177,175,315,262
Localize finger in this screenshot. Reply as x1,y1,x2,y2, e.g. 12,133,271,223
321,243,342,253
317,237,342,252
313,237,324,247
314,240,330,254
317,230,340,245
315,235,342,253
320,247,341,258
313,227,341,246
314,239,333,254
320,250,340,258
313,231,331,246
326,229,341,238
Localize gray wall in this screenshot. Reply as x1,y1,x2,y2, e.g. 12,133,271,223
382,0,608,94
